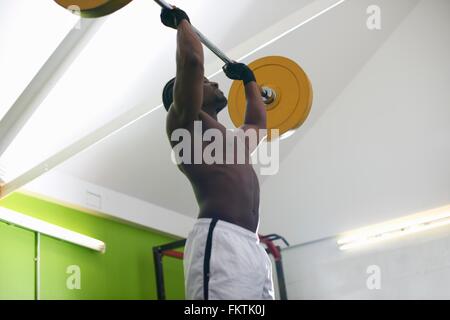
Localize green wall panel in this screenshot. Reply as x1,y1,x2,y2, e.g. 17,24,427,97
0,222,35,300
0,193,185,300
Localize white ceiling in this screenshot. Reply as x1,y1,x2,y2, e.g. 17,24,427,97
56,0,421,216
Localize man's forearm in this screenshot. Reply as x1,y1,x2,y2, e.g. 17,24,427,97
177,20,204,66
222,62,266,129
244,82,267,128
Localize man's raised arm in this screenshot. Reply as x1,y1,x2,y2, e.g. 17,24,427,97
224,63,267,145
161,8,204,126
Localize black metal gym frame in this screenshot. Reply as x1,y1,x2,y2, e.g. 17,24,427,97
152,234,290,300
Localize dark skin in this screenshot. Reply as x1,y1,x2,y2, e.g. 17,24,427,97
166,20,267,233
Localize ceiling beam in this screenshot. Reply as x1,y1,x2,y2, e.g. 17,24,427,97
0,17,106,159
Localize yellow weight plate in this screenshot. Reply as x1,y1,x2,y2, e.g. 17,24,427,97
228,56,313,140
54,0,133,18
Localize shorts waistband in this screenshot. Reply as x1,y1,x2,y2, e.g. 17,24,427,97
194,218,259,242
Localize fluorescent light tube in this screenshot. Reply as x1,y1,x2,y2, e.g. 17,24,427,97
0,207,105,253
338,205,450,251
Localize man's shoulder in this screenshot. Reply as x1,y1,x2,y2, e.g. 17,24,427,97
165,105,196,138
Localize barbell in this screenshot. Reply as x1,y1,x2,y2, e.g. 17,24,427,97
54,0,313,139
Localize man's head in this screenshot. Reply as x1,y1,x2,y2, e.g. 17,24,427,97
162,77,228,116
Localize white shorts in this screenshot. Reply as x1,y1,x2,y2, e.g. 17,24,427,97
183,218,275,300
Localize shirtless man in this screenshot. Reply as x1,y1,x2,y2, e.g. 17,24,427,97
161,7,274,300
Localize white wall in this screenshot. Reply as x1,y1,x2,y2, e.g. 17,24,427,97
283,223,450,299
272,0,450,299
259,0,450,245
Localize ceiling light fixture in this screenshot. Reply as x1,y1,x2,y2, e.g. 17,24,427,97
338,205,450,251
0,207,106,252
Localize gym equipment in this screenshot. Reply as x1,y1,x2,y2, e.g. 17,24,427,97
54,0,133,18
53,0,313,139
228,56,313,139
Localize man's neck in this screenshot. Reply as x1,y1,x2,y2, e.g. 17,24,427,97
203,109,218,121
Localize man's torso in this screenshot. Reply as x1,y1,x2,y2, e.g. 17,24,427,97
167,110,260,232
